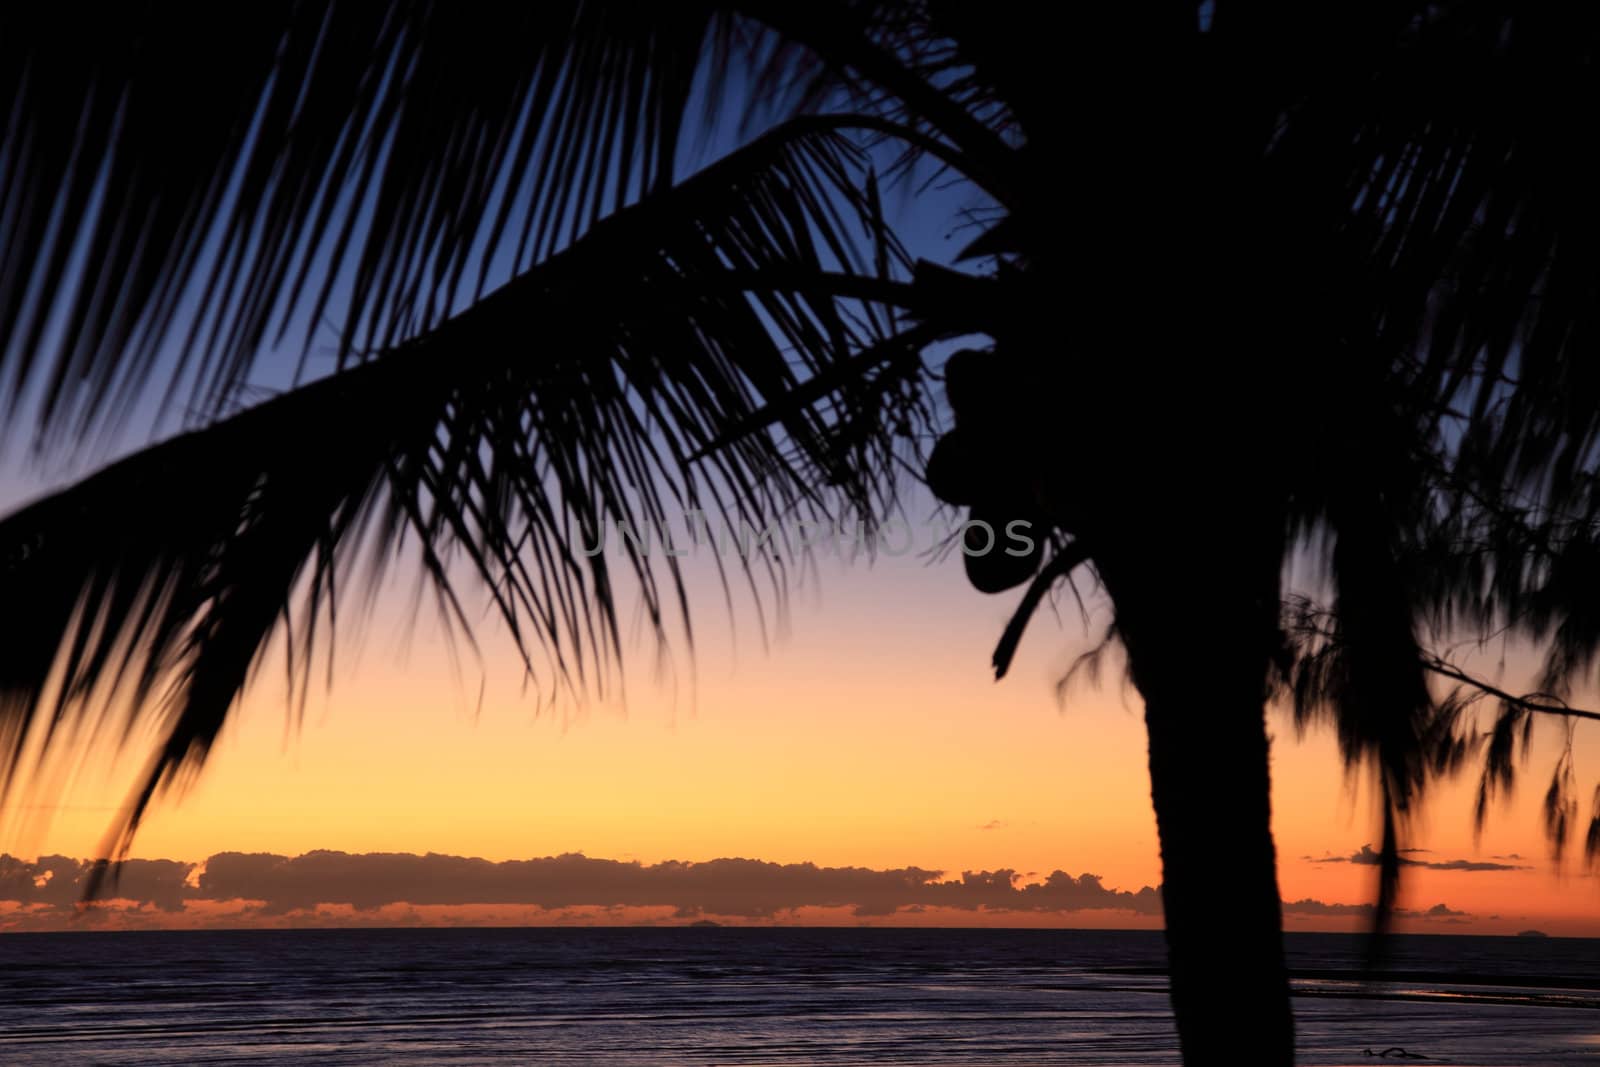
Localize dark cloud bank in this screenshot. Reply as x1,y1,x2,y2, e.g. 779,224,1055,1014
1,854,191,912
0,851,1470,927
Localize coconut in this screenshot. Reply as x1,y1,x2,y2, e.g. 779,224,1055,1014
940,347,992,422
961,509,1044,593
924,429,981,506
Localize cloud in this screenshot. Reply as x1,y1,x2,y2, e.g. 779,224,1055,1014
1,851,1163,923
1307,844,1530,872
0,854,191,911
190,852,1170,919
977,820,1004,831
1422,903,1468,917
0,850,1471,930
1282,897,1466,920
1419,857,1531,872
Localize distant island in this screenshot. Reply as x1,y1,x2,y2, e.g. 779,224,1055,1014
1517,929,1549,938
689,919,723,928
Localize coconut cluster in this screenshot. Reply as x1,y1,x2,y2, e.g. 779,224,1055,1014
925,346,1050,594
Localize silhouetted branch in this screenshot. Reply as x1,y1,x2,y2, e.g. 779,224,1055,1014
689,323,941,461
1421,656,1600,724
992,540,1093,680
827,114,1002,198
748,4,1017,200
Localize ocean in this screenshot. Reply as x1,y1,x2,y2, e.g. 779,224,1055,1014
0,928,1595,1064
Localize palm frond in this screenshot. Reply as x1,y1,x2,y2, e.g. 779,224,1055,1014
0,1,739,442
0,2,1028,447
0,118,933,880
1258,6,1600,491
1247,5,1600,927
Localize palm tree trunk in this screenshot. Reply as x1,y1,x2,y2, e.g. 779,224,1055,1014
1142,659,1293,1064
1097,533,1294,1065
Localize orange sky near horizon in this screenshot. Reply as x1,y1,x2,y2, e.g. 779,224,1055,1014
3,502,1596,937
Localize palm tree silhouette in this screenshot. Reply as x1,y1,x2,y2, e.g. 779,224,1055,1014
3,5,1599,1065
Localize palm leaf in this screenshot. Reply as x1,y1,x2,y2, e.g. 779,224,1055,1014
0,1,737,442
0,117,932,881
0,2,1023,447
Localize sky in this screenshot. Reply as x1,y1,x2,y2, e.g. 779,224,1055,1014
1,515,1595,935
0,58,1597,937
